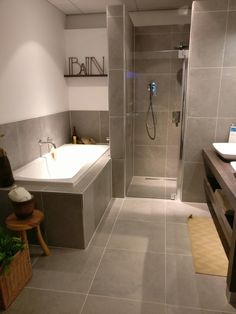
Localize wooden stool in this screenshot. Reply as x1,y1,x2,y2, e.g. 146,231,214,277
5,210,50,256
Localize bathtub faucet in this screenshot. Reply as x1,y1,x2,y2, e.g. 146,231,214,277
38,137,57,157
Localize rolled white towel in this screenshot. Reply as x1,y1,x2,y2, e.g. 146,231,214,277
8,186,32,202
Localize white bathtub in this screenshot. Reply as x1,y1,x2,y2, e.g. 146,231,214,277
14,144,110,186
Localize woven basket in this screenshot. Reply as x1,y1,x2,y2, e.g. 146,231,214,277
0,247,32,310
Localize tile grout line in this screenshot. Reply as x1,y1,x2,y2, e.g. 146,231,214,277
79,198,125,314
25,286,87,296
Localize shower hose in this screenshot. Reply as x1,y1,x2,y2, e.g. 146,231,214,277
145,91,157,140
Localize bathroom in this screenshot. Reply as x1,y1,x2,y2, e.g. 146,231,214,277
1,0,236,312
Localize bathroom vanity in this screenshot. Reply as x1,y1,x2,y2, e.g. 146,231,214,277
203,149,236,303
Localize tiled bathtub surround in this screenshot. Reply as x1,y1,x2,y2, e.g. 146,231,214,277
181,0,236,202
0,111,70,170
107,5,135,197
0,155,112,249
133,24,190,198
69,110,109,143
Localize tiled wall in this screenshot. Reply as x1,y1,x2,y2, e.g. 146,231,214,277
107,5,134,197
182,0,236,202
69,110,109,143
134,25,190,178
0,112,70,170
0,110,109,172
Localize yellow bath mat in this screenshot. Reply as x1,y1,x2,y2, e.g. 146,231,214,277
187,216,228,277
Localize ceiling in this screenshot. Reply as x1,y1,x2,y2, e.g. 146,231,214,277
47,0,193,15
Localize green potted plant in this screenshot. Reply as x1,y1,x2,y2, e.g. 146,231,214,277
0,228,32,310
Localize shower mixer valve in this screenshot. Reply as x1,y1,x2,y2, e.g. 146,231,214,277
172,111,181,127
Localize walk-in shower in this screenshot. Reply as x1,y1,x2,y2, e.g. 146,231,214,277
127,24,190,200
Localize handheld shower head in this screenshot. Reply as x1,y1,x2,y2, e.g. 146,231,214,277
148,82,157,96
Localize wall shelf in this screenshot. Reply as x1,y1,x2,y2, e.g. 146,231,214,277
64,74,108,77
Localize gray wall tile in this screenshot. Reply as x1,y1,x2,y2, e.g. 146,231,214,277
190,11,227,68
229,0,236,10
83,161,112,247
70,110,100,142
194,0,228,12
169,74,182,110
42,192,84,248
40,112,70,148
167,114,181,145
110,116,124,158
0,111,70,170
172,24,191,33
107,16,124,69
182,2,236,202
126,73,134,113
135,25,172,34
135,74,171,112
187,68,221,117
100,111,109,143
223,11,236,67
218,67,236,117
134,145,166,177
107,5,123,17
109,70,124,116
135,53,171,74
17,117,43,166
184,118,216,162
134,112,168,146
215,118,236,142
135,34,172,52
181,162,206,202
112,158,125,197
166,145,180,178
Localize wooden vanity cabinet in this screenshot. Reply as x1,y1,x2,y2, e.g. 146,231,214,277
202,149,236,303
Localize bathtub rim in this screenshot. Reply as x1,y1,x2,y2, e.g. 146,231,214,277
13,144,110,187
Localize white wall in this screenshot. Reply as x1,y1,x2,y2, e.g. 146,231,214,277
65,28,108,111
0,0,68,124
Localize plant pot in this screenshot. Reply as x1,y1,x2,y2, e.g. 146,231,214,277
0,248,32,310
11,196,35,219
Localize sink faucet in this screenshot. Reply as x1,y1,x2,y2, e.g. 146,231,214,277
38,137,56,157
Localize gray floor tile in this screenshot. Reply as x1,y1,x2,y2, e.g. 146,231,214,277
82,295,165,314
28,247,103,293
107,219,165,253
196,275,236,313
90,218,115,248
90,249,165,303
119,198,166,223
166,254,200,308
166,305,230,314
103,198,123,220
9,288,86,314
166,223,192,254
166,201,210,223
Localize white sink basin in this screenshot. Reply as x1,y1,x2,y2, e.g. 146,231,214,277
212,143,236,160
231,161,236,172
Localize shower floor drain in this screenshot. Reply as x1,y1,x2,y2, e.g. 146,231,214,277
145,177,176,181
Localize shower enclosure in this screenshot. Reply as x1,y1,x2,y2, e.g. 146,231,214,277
127,24,190,199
